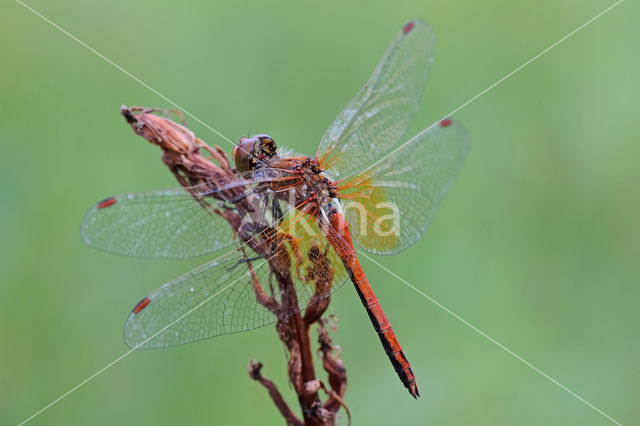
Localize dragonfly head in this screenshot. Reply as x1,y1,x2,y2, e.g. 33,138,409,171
233,134,277,172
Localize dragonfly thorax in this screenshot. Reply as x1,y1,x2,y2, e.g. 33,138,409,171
294,157,338,206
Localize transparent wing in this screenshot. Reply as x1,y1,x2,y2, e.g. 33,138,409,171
124,220,350,349
124,251,274,348
80,188,238,259
338,119,469,254
317,20,436,177
80,168,301,259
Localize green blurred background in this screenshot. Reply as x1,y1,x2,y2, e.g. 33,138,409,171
1,0,638,424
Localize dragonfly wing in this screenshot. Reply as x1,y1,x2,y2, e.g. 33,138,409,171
80,188,240,259
338,119,469,254
124,251,276,349
80,167,304,259
125,210,350,349
317,20,436,177
275,203,352,311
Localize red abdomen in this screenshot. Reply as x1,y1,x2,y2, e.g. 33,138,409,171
326,209,419,398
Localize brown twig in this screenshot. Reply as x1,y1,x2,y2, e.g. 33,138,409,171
249,360,303,426
318,318,348,420
121,106,348,426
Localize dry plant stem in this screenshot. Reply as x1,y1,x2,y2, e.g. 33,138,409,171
249,360,303,426
121,106,347,426
317,319,349,419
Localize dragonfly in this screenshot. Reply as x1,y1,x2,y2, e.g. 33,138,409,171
81,20,468,399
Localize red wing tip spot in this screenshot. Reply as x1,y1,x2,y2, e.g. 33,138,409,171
97,197,116,209
439,118,453,127
132,297,151,314
402,22,415,34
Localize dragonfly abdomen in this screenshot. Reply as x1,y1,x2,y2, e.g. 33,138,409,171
351,263,419,398
325,207,419,398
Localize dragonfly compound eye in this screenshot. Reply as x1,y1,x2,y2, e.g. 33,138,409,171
256,135,277,158
233,135,278,172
